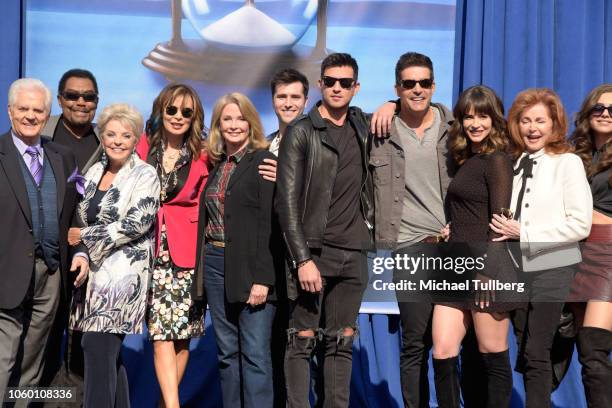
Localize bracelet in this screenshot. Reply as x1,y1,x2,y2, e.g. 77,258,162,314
296,259,311,269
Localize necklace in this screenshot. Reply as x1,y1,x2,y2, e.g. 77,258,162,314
62,119,88,139
159,145,184,202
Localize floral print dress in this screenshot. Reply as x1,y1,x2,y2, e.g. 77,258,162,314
147,143,204,341
69,154,160,334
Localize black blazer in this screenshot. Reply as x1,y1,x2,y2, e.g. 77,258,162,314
0,131,78,309
194,149,281,303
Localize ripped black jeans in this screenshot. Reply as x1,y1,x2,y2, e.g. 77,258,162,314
285,244,367,408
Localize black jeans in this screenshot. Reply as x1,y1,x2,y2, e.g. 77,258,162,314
512,265,575,408
394,242,436,408
81,332,129,408
285,245,367,408
397,301,433,408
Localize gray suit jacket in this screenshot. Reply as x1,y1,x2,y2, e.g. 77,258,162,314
41,115,102,174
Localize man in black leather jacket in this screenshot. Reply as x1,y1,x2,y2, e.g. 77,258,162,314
276,53,373,408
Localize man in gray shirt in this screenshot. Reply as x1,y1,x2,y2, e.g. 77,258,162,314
371,52,483,408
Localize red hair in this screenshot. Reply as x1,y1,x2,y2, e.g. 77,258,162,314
507,88,571,159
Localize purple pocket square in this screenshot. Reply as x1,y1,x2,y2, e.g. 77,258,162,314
67,167,86,195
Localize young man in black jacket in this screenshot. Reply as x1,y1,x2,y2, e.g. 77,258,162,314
276,53,373,408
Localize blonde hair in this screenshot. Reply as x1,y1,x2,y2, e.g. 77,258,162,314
97,103,144,138
207,93,268,164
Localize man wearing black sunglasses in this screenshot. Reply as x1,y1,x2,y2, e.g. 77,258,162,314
370,52,484,408
41,68,102,174
39,68,102,405
277,53,373,407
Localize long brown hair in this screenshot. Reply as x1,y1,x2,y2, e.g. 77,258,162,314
207,93,269,165
568,84,612,185
448,85,509,165
145,83,205,159
507,88,571,160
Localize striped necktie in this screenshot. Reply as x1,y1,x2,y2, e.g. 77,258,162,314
25,146,42,185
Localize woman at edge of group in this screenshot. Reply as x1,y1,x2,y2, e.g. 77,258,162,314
567,83,612,408
193,92,279,408
136,84,209,408
67,103,160,408
490,88,592,408
431,85,516,408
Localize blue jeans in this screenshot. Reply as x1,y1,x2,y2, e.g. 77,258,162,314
204,244,275,408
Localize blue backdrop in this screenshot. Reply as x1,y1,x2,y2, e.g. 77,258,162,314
121,313,587,407
453,0,612,123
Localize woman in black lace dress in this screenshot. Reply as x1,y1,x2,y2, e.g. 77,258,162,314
431,85,517,408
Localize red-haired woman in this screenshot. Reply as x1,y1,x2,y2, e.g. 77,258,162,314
490,88,592,408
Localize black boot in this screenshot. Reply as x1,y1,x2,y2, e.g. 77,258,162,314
577,327,612,408
481,350,512,408
461,329,487,408
433,356,461,408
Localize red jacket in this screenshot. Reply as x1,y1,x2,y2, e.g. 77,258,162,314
136,136,209,268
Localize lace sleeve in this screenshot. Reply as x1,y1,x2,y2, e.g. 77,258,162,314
485,152,514,240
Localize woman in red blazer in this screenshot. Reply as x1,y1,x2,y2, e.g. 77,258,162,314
136,84,209,408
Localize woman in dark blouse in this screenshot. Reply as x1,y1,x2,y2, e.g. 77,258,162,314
194,92,280,408
568,83,612,408
431,85,517,408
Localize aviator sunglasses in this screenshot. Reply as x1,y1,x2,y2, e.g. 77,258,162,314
399,78,434,90
321,76,355,89
61,91,98,102
590,103,612,117
165,105,194,118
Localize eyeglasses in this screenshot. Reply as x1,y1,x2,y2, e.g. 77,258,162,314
61,91,98,102
321,76,355,89
399,79,434,90
589,104,612,117
165,105,194,118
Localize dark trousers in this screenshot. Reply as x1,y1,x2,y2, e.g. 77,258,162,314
285,245,367,408
41,299,85,408
512,265,575,408
0,258,60,406
204,244,276,408
81,332,129,408
397,301,433,408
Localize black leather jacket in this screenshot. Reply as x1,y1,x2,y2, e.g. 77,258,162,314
276,102,374,269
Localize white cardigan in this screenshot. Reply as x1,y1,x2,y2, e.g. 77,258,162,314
510,149,592,272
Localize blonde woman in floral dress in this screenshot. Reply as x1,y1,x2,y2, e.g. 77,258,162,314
68,104,160,408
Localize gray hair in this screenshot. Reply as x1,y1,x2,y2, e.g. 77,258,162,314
97,103,144,137
8,78,53,112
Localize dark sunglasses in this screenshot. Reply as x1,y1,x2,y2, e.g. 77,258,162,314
399,78,434,90
61,91,98,102
165,105,194,118
321,76,355,89
590,103,612,117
